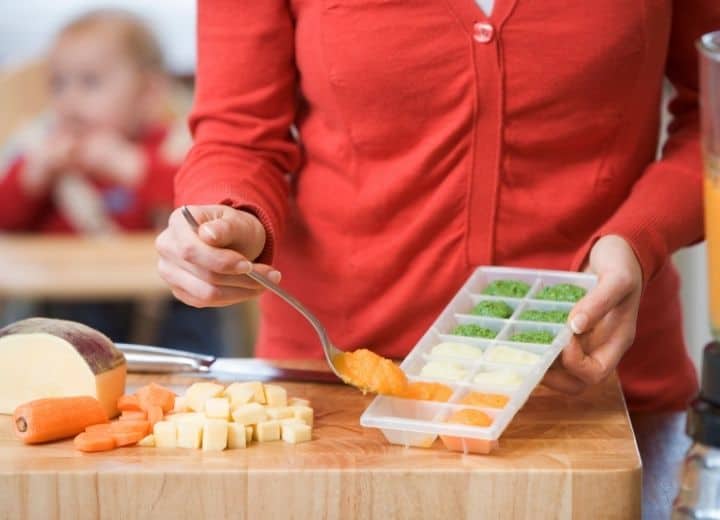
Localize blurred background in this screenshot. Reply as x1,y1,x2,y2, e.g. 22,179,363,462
0,1,711,370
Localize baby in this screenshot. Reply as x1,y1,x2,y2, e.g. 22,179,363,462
0,9,184,233
0,11,223,354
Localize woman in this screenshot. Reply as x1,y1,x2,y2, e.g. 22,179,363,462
157,0,720,411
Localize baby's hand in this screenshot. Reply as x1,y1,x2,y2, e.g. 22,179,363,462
76,131,145,186
21,131,77,197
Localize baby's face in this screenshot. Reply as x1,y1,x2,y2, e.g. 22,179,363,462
49,31,150,136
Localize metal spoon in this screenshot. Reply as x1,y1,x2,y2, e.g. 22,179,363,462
179,205,345,381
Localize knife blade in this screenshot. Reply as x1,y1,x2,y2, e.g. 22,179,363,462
116,343,340,384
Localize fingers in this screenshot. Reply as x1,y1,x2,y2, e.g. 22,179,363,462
187,206,267,262
568,271,635,334
542,366,587,395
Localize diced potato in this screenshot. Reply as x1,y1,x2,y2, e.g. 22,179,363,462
254,420,280,443
290,405,314,427
177,421,203,449
202,420,228,451
204,397,231,420
232,402,267,425
288,397,310,408
153,421,177,448
224,381,265,406
186,382,225,412
266,406,294,420
227,423,247,449
281,422,312,444
263,384,287,407
173,395,190,413
245,426,253,444
164,412,206,424
137,434,155,447
279,417,306,428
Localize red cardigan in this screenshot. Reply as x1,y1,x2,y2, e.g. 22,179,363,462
177,0,720,411
0,127,177,233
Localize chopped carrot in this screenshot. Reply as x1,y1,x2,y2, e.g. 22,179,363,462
74,432,116,452
110,420,151,436
137,383,175,413
117,395,141,412
13,396,108,444
120,410,148,421
111,430,146,447
146,405,164,427
85,423,112,434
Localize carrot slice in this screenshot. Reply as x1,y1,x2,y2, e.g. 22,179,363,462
146,405,164,427
74,432,116,452
120,410,147,421
117,395,141,412
85,423,112,434
110,420,151,436
137,383,175,413
111,430,145,447
13,396,108,444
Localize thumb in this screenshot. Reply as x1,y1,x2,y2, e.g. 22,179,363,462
197,207,266,261
569,272,633,334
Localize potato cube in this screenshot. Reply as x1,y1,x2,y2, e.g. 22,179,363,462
281,422,312,444
153,421,177,448
165,412,205,424
266,406,294,420
288,397,310,408
186,382,225,412
291,405,314,427
245,426,253,444
202,420,228,451
254,420,280,442
224,381,265,406
232,402,267,425
137,434,155,447
279,417,306,428
263,384,287,407
204,397,231,420
173,395,190,413
227,423,247,449
177,421,203,449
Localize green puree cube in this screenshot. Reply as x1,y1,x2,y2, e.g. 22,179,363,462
534,283,586,302
518,309,569,324
452,324,497,339
510,330,555,344
482,280,531,298
471,300,513,319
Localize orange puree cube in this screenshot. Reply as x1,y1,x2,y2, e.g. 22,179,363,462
397,382,453,402
440,408,496,454
459,392,509,409
446,409,492,427
334,349,407,395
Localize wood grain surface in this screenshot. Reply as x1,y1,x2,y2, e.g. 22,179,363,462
0,233,168,300
0,367,641,520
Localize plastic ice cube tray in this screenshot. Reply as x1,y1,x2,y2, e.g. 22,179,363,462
360,266,598,454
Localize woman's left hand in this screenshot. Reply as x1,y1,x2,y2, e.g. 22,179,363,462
542,235,643,394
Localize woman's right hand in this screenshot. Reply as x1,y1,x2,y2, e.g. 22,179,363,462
156,205,281,307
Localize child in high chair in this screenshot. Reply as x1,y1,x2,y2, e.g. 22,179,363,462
0,10,223,353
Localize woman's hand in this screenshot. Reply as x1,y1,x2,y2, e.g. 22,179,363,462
156,205,280,307
542,235,643,394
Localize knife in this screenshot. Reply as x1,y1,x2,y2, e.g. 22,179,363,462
116,343,340,384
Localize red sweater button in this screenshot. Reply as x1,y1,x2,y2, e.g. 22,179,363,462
473,22,495,43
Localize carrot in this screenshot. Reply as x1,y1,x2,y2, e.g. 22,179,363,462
74,432,116,452
110,420,151,436
13,396,108,444
146,405,164,427
85,423,112,434
111,430,145,447
137,383,175,413
117,394,141,412
120,410,147,421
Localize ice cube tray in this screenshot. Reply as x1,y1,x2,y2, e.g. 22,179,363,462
360,266,598,454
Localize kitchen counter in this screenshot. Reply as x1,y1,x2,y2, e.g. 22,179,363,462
0,369,642,519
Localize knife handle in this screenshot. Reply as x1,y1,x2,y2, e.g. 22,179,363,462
115,343,214,374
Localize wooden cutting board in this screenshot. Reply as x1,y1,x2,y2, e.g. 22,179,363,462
0,366,640,520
